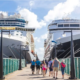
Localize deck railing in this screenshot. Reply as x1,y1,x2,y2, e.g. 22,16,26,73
3,58,25,76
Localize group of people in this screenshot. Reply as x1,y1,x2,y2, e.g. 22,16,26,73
30,57,66,79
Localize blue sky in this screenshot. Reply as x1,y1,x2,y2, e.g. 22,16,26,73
0,0,80,60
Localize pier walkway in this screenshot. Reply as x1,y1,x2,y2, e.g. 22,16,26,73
4,64,70,80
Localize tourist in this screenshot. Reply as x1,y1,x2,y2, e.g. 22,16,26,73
42,60,47,77
52,57,60,79
48,58,53,77
60,60,66,79
36,59,41,74
45,60,48,74
40,61,43,74
31,60,36,74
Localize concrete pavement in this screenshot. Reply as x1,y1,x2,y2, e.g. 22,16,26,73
4,64,70,80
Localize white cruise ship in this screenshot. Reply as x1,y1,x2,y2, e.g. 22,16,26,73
44,19,80,60
0,13,35,63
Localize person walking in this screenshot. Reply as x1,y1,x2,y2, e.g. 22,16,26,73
60,60,66,79
48,58,53,77
42,60,47,77
45,60,48,74
40,61,43,74
36,59,41,74
31,60,36,74
52,57,60,79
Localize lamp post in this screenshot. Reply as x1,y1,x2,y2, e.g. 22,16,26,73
19,45,29,70
0,30,10,79
19,45,26,70
25,50,29,67
64,30,75,79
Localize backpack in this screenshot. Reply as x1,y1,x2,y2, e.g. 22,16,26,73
61,62,66,68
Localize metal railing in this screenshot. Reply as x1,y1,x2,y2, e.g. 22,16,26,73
59,57,80,79
3,58,25,76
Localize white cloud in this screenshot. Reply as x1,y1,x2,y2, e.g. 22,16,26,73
44,0,80,22
35,48,44,60
0,11,8,18
41,33,47,39
34,37,40,42
29,1,34,7
34,33,48,43
18,8,46,29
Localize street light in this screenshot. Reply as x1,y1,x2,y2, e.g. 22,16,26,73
19,45,25,70
24,47,29,67
0,30,10,79
63,30,75,79
19,45,29,70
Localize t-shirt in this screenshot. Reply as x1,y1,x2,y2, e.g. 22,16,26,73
31,61,35,65
48,60,52,68
45,61,48,66
36,60,41,66
53,60,59,67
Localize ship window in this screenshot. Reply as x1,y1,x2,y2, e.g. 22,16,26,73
64,24,69,27
70,24,79,27
58,24,63,27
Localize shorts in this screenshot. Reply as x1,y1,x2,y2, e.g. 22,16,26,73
49,67,53,71
53,67,58,72
36,65,40,70
31,65,35,71
42,67,46,70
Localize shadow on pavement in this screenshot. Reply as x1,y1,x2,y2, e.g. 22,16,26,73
29,76,44,78
41,78,68,80
18,74,41,76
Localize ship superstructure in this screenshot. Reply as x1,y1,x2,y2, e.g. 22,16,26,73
44,19,80,60
0,13,35,62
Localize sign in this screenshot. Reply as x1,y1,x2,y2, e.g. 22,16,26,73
0,27,35,31
0,27,15,30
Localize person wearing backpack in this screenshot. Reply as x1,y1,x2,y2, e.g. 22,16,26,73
60,60,66,79
48,58,53,77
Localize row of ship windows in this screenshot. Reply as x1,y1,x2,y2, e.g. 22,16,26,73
58,24,79,27
11,34,22,36
0,23,25,25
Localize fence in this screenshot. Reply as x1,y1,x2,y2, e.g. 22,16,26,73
59,57,80,79
3,58,25,76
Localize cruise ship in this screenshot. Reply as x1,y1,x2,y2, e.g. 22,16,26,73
44,19,80,60
0,13,35,63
